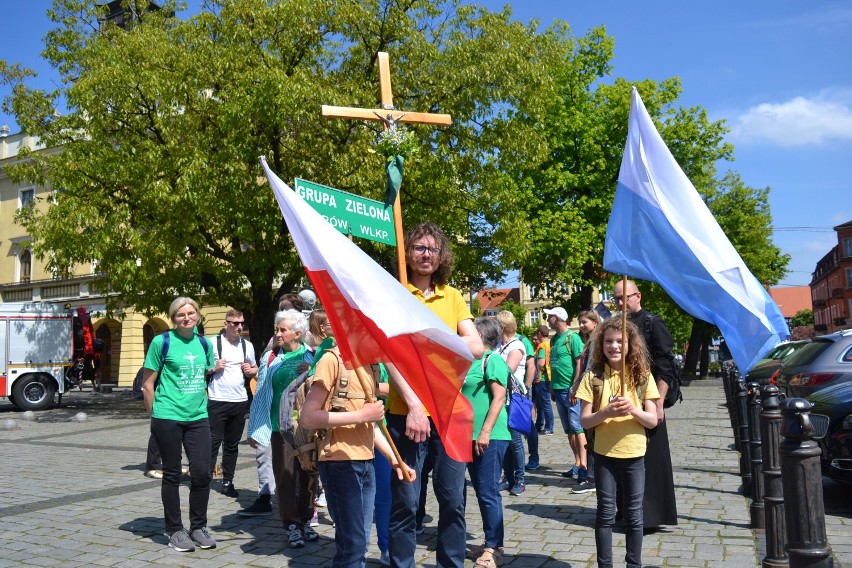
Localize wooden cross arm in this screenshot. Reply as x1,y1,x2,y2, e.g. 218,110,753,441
322,105,452,126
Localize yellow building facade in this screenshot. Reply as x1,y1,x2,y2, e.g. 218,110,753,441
0,131,233,387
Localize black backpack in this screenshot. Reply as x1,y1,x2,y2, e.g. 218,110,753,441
642,314,683,408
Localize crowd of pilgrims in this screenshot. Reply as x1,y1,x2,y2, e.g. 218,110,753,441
140,223,678,568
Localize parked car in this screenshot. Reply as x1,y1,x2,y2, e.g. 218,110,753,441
808,382,852,485
775,329,852,399
745,340,810,386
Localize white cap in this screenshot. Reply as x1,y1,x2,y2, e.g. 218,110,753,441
543,307,569,322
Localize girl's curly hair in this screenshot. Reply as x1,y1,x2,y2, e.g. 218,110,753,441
589,317,651,393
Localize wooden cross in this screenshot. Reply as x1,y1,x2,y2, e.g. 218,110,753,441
322,52,452,286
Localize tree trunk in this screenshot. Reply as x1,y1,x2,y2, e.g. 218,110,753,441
684,318,707,376
244,282,277,357
699,336,710,378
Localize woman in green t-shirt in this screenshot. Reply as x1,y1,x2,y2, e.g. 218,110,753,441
141,296,216,553
463,317,512,568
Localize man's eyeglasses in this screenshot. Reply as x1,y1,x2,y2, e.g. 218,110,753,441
412,245,441,255
613,292,639,303
225,321,245,327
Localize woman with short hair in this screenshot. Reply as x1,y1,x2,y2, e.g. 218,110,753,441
141,296,216,553
247,309,317,548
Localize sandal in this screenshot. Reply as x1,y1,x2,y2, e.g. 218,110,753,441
475,547,498,568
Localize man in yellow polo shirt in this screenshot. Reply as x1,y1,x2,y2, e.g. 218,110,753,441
387,222,484,568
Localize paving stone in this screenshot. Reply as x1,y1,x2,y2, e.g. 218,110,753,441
2,383,851,566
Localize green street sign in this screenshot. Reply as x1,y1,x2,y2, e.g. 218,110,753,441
294,178,397,246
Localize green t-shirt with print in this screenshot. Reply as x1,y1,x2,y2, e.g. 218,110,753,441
144,331,215,422
270,344,308,432
549,329,585,390
462,350,511,441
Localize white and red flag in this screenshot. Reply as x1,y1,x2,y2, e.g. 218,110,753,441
261,157,474,462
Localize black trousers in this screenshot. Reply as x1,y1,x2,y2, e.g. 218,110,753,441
150,417,211,533
207,399,247,483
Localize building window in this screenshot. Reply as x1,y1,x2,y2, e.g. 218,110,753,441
844,238,852,258
19,188,35,209
847,268,852,289
19,249,32,284
529,310,540,324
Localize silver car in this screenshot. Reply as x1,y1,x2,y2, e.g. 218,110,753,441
776,329,852,399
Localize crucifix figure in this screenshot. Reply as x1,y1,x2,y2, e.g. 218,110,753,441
322,52,452,286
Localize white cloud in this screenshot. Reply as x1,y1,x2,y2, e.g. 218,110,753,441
728,91,852,147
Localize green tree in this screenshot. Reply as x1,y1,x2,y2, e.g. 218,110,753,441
3,0,571,349
470,297,482,318
791,309,814,328
498,298,527,328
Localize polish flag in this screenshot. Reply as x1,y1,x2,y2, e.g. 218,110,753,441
261,157,474,462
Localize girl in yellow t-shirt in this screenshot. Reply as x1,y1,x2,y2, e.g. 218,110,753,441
576,317,659,568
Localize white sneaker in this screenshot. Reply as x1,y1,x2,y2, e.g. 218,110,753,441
145,469,163,479
316,491,327,508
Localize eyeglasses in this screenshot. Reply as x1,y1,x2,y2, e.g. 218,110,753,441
225,321,245,327
411,245,441,255
613,292,639,303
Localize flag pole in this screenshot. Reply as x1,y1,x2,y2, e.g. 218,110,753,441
354,366,413,482
621,275,627,397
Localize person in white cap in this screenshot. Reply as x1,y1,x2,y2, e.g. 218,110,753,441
543,307,587,481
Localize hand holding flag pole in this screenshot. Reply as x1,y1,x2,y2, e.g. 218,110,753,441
353,367,412,482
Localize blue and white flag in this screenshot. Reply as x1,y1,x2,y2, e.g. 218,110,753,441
603,87,789,373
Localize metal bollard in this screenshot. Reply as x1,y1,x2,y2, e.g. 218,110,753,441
735,376,752,495
728,366,742,449
748,382,765,529
779,398,833,568
760,385,788,567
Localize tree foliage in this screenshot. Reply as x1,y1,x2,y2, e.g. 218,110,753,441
2,0,573,348
791,309,814,328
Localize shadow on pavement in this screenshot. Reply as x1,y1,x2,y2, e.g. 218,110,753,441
675,483,742,496
504,501,596,526
119,516,169,545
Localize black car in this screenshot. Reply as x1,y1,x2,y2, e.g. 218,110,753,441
809,382,852,485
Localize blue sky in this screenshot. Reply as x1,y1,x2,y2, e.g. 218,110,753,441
2,1,851,288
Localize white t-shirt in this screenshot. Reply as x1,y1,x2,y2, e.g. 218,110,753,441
498,338,528,395
207,334,257,402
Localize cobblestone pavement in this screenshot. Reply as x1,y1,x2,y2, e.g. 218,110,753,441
1,381,850,567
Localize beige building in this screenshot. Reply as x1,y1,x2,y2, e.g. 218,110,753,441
0,131,231,387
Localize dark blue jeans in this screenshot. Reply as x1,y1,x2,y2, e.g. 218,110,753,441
527,424,539,467
468,439,508,548
387,414,466,568
503,429,525,486
594,453,645,568
534,380,554,432
150,417,211,534
374,451,392,554
416,448,433,530
320,459,376,568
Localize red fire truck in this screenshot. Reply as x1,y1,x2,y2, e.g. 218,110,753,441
0,302,100,411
